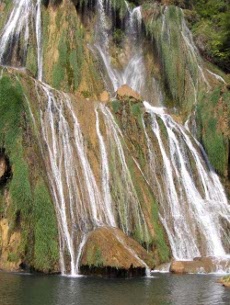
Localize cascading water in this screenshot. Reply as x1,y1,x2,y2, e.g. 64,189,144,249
95,107,116,228
35,0,43,81
93,2,230,266
0,0,43,79
98,104,150,242
94,1,147,96
36,84,119,275
143,101,230,260
0,0,33,65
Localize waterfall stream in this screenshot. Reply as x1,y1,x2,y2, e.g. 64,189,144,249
0,0,43,79
143,101,230,260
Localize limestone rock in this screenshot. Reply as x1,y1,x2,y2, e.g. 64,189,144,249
80,227,154,276
116,85,142,102
100,91,110,103
170,257,230,274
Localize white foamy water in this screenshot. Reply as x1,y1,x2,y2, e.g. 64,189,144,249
143,101,230,260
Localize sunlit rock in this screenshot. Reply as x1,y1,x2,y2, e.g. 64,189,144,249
170,257,230,274
99,91,110,103
116,85,142,102
80,227,155,277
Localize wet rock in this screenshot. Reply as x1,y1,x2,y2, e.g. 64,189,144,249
80,227,154,277
99,91,110,103
218,276,230,287
116,85,142,102
170,257,230,274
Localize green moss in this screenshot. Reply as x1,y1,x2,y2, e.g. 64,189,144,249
112,100,121,113
26,45,37,76
7,252,19,263
210,88,221,106
151,200,170,263
144,5,199,112
33,180,59,271
196,88,229,177
131,103,141,117
86,246,103,267
0,74,59,271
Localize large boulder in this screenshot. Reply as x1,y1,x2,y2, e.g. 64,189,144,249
80,227,155,277
116,85,142,102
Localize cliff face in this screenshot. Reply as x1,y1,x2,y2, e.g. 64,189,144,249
0,0,229,275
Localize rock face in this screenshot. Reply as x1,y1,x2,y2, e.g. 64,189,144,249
0,218,22,271
80,227,155,277
170,257,230,274
116,85,142,102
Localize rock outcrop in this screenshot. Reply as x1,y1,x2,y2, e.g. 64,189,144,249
80,227,155,277
116,85,142,102
170,257,230,274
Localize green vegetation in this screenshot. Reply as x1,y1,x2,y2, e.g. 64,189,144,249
113,28,125,45
112,100,122,113
51,25,84,91
192,0,230,72
33,180,59,272
0,74,59,272
7,252,19,263
144,5,199,112
86,246,103,267
196,88,229,177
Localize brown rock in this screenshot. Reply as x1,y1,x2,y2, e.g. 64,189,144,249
116,85,142,102
170,261,186,274
170,257,230,274
100,91,110,103
80,227,154,276
0,157,7,179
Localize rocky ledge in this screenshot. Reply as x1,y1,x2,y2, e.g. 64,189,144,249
170,257,230,274
116,85,142,102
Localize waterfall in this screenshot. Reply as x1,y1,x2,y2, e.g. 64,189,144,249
143,101,230,260
94,1,146,96
0,0,33,65
37,84,111,275
95,107,116,227
35,0,43,81
0,0,43,79
99,104,150,243
33,84,151,274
